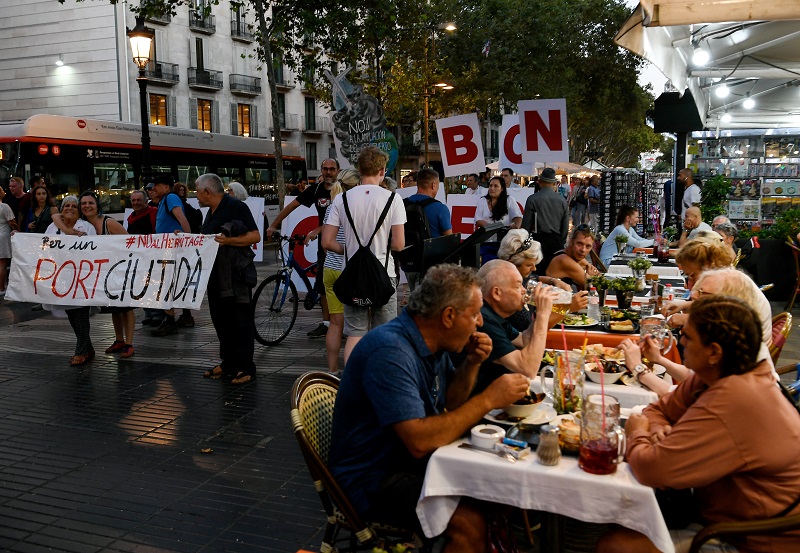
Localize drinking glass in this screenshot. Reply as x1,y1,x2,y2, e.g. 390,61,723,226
640,315,675,354
539,351,584,414
579,394,625,475
525,280,572,315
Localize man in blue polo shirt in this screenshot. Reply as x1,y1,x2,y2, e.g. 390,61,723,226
330,265,529,551
404,168,452,290
151,173,191,337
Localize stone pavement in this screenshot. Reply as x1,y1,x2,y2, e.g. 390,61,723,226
0,252,798,553
0,257,331,553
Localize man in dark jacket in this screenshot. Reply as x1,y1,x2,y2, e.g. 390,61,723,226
196,173,260,385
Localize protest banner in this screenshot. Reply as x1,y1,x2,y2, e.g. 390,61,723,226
518,98,569,163
499,114,535,175
445,189,534,239
6,233,219,309
435,113,486,177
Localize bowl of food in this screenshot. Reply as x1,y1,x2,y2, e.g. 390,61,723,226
585,360,625,384
503,392,545,419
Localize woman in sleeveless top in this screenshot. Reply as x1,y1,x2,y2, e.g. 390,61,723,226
24,184,58,234
79,192,136,359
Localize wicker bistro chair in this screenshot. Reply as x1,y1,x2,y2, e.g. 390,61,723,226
787,239,800,312
290,371,425,553
770,312,793,366
689,513,800,553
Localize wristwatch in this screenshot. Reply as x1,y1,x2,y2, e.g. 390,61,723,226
632,364,652,380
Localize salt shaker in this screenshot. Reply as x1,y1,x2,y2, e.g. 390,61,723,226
537,425,561,466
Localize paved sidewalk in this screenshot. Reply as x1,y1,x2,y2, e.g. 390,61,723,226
0,258,331,553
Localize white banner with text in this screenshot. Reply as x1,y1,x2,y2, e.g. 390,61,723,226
6,233,219,309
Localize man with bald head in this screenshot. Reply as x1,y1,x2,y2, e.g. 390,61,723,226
471,259,558,394
678,206,713,247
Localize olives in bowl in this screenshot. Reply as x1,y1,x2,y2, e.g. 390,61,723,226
503,392,545,418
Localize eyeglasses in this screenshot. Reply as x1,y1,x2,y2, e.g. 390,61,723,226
693,287,710,298
513,236,534,257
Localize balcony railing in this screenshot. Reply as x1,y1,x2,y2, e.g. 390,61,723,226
188,67,223,90
230,74,261,96
143,61,179,85
144,12,171,25
273,69,295,90
230,20,254,42
269,113,300,132
189,12,216,33
302,116,329,133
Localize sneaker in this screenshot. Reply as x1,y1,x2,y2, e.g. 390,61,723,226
151,319,178,337
307,323,328,338
176,314,195,328
120,345,134,359
141,317,155,326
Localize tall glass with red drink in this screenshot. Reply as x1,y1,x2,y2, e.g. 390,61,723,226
578,394,625,475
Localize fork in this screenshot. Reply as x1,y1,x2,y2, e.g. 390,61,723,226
458,442,517,463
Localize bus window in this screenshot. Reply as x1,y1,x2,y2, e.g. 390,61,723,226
49,171,81,203
217,167,241,185
94,163,134,213
245,168,277,204
149,165,173,182
178,165,208,194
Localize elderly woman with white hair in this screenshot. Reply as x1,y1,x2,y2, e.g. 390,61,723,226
498,229,587,331
618,267,774,397
226,181,248,201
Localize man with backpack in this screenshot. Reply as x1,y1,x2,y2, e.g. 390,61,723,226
151,173,192,337
402,168,452,290
322,146,406,364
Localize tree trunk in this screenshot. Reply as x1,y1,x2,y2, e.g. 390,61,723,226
252,0,286,208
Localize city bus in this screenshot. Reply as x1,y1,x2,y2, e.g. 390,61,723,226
0,114,306,215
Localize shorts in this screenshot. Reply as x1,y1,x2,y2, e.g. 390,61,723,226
343,278,398,337
323,268,343,315
671,524,739,553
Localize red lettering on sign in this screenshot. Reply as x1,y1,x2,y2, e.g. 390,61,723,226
52,260,77,298
523,109,563,152
451,205,478,236
33,259,57,293
77,120,86,129
288,216,320,277
38,145,49,155
441,125,479,166
503,124,523,164
52,145,61,156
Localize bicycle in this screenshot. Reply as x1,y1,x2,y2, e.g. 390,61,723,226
252,233,321,345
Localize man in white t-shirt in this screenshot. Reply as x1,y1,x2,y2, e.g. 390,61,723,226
323,146,406,363
679,168,701,220
464,173,482,195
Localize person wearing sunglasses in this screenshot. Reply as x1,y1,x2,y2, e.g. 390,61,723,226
599,205,654,267
546,224,601,290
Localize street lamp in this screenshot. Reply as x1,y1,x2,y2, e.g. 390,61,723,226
421,23,456,168
127,16,155,183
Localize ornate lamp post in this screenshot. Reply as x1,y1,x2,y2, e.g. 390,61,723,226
422,22,456,168
127,17,155,183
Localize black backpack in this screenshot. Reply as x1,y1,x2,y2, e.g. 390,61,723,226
333,191,396,308
403,196,437,249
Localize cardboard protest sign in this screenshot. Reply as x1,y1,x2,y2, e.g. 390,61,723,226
436,113,486,177
518,99,569,163
499,114,535,175
7,233,219,309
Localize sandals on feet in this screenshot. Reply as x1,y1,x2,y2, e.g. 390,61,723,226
105,340,125,354
231,372,255,385
203,365,224,379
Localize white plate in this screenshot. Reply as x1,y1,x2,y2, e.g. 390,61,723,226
485,404,558,426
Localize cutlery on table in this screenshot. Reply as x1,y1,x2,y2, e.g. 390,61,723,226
458,442,517,463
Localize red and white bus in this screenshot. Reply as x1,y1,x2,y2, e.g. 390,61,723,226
0,114,306,214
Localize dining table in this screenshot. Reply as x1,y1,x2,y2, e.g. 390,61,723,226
416,439,674,553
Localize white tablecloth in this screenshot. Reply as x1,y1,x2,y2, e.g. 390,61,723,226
416,440,674,553
541,377,661,409
607,265,682,277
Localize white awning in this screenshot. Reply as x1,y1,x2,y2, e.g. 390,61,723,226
615,2,800,130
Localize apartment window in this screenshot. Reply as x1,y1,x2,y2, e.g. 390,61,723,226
277,93,286,127
303,66,314,88
274,58,284,84
304,97,316,130
198,99,212,132
195,38,205,70
305,142,317,170
231,103,257,137
150,94,168,126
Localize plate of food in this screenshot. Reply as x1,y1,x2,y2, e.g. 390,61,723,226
609,309,640,322
551,414,581,455
484,404,558,426
560,314,598,327
606,319,639,334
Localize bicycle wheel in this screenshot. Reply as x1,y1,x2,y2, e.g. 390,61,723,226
252,274,298,346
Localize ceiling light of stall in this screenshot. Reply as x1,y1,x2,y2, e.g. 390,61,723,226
55,54,64,66
721,112,732,123
715,79,730,98
743,93,755,109
691,44,710,66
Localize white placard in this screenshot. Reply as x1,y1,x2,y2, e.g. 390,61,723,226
499,114,535,176
435,113,486,177
7,233,219,309
518,98,569,163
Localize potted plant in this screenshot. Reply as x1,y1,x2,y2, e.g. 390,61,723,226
627,257,652,276
609,277,637,309
589,274,612,306
614,233,629,255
